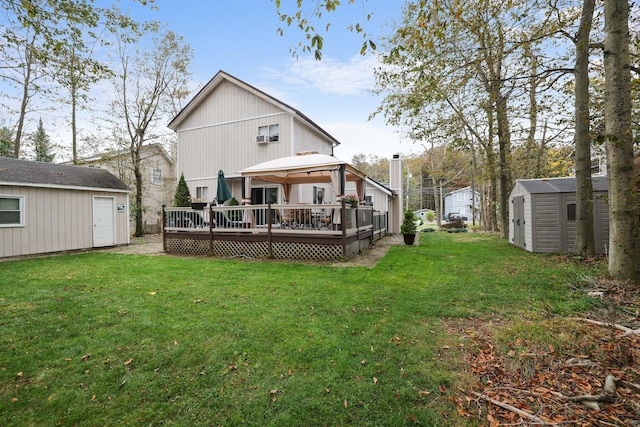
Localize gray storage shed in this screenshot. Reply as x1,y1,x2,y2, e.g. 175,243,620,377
509,176,609,254
1,157,131,258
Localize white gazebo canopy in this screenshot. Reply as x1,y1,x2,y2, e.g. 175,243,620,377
239,152,367,203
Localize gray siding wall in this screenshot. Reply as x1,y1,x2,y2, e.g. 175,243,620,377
594,195,610,254
1,185,129,258
510,180,610,254
531,194,561,252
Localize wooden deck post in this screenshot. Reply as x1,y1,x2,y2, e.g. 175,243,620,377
208,205,214,256
161,205,166,252
341,200,347,258
267,203,273,258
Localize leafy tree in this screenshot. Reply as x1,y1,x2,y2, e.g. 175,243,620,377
32,118,54,162
174,173,191,207
274,0,374,59
0,127,14,157
373,0,547,236
110,23,193,236
350,153,389,183
0,1,150,161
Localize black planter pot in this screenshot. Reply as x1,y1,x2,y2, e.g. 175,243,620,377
190,202,207,210
403,233,416,245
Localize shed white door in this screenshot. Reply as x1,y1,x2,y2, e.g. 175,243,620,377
512,196,526,249
93,197,115,247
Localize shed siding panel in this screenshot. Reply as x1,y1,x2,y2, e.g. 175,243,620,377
0,185,129,258
562,193,577,252
594,195,610,254
531,194,561,252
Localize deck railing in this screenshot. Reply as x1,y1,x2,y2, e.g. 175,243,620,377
163,203,381,233
162,203,388,260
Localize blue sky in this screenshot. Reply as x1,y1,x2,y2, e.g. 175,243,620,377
112,0,418,161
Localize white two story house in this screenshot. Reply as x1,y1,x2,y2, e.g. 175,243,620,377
168,70,393,215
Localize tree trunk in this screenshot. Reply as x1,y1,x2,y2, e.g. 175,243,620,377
133,141,144,237
496,92,511,238
433,177,442,227
573,0,596,257
71,73,78,164
603,0,640,283
13,47,33,159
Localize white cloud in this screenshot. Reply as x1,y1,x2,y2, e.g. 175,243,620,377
263,54,379,96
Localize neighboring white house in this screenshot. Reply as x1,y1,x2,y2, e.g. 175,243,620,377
0,157,130,258
72,143,176,234
443,186,480,220
414,208,436,222
167,70,400,231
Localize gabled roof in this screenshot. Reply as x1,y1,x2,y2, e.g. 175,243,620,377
517,176,609,194
167,70,340,148
365,176,394,197
72,143,174,166
0,157,130,192
444,186,478,197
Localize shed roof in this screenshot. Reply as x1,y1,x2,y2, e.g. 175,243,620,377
517,176,608,194
0,157,130,192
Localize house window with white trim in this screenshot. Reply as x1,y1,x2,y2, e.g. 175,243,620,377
456,193,465,201
0,195,24,227
151,168,162,185
258,124,280,142
196,186,208,201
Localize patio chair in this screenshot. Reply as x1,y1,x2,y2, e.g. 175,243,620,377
212,210,243,229
279,208,297,229
172,211,208,229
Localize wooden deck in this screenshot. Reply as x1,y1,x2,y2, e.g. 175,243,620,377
162,203,387,261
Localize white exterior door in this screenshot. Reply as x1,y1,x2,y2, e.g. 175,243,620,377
93,196,115,247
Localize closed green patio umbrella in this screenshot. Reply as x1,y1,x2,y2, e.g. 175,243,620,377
217,170,232,203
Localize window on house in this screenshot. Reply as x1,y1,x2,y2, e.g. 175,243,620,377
457,193,465,201
151,168,162,185
258,124,280,143
196,186,208,201
313,186,325,204
365,195,373,206
0,195,24,227
567,203,576,221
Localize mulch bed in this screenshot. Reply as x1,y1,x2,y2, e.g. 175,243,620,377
448,278,640,426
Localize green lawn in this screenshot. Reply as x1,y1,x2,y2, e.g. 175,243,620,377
0,233,604,426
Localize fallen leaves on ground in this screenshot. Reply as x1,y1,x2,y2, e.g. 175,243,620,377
449,280,640,426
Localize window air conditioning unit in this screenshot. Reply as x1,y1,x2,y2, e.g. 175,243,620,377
256,135,267,143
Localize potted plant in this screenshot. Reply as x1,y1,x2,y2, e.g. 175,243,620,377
401,210,417,245
344,194,359,209
190,197,207,210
